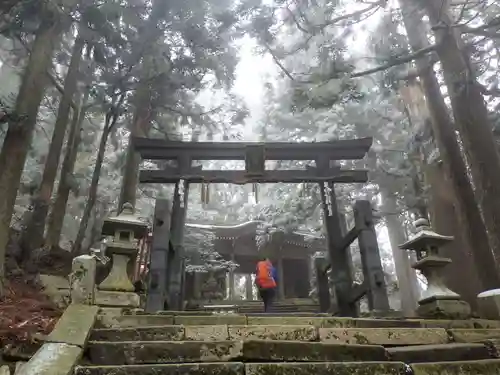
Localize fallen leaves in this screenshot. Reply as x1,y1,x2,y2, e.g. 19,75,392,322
0,278,62,346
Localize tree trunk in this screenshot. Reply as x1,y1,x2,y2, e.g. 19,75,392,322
405,0,500,288
21,31,85,253
0,11,61,294
118,88,152,210
46,91,88,249
380,186,419,316
422,0,500,268
72,120,113,255
117,0,168,211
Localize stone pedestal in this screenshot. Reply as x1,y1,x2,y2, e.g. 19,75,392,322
417,298,471,319
400,218,471,319
99,244,136,292
96,203,148,308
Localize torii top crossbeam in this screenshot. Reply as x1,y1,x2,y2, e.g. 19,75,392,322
132,137,373,161
133,136,372,184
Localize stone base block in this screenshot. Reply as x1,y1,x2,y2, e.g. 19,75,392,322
94,290,140,308
417,299,471,319
477,289,500,320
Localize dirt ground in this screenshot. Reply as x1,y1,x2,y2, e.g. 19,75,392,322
0,240,69,359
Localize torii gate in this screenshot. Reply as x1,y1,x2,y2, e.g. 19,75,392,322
132,136,389,316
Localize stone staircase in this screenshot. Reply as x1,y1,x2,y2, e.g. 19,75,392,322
74,311,500,375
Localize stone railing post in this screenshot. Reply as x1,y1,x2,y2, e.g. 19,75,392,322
70,254,97,305
94,202,148,308
399,218,471,319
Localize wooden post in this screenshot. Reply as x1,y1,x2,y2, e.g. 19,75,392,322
339,212,359,316
145,199,172,313
168,178,190,310
354,200,390,311
316,158,355,316
277,255,285,300
315,257,330,312
245,274,253,300
228,243,235,300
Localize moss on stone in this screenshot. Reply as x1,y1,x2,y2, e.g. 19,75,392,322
319,328,448,346
228,325,318,341
96,315,174,328
74,362,245,375
245,362,406,375
88,341,243,365
411,359,500,375
353,319,421,328
239,340,388,362
472,320,500,329
90,326,185,342
47,304,99,347
19,342,83,375
184,325,230,341
412,320,475,329
245,317,353,328
449,329,500,343
387,343,491,363
174,315,246,326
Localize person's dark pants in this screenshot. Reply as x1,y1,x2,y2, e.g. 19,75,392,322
259,287,275,312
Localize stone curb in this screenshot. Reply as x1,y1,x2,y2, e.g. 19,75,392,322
16,304,99,375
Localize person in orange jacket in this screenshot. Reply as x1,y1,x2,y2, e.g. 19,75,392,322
255,257,277,312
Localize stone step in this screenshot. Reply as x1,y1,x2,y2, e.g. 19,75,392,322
96,314,425,328
387,343,492,363
90,326,185,342
450,329,500,343
96,314,175,328
238,307,320,313
237,312,327,317
75,362,245,375
417,319,500,329
87,340,388,365
90,325,320,342
244,316,421,328
319,327,449,346
411,359,500,375
90,325,456,346
75,361,407,375
95,313,500,330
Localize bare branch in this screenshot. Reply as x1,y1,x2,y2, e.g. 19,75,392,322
265,43,297,81
349,45,437,78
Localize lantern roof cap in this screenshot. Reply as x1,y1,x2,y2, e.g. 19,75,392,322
399,218,453,250
102,203,148,238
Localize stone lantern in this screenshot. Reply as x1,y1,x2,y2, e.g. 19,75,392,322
399,218,471,319
96,203,148,307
